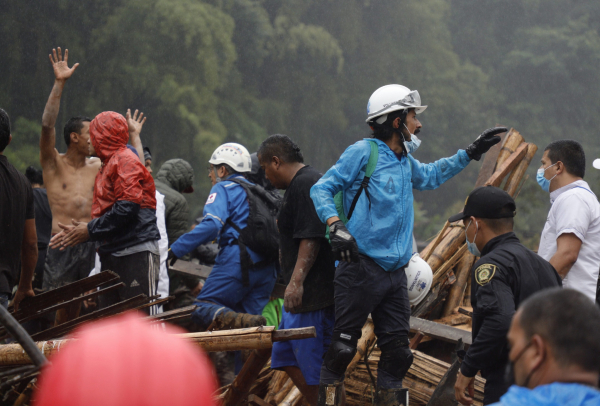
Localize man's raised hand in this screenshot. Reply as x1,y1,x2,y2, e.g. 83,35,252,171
126,109,147,135
49,47,79,82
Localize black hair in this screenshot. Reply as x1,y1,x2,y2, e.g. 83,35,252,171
0,108,11,152
544,140,585,178
257,134,304,164
63,116,92,147
519,288,600,372
25,166,44,185
368,109,409,141
481,204,514,233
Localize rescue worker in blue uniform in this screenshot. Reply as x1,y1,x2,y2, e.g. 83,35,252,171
168,143,277,332
310,84,507,406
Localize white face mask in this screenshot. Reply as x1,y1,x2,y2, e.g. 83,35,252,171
403,124,421,154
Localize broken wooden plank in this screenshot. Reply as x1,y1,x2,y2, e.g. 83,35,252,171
248,394,272,406
474,130,507,187
409,316,472,345
432,244,467,285
222,348,272,406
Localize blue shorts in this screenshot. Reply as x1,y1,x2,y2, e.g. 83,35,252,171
271,305,335,385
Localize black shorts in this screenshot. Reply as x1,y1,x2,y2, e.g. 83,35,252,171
98,251,160,315
43,241,97,291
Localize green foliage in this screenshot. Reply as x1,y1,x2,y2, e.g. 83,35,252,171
2,0,600,246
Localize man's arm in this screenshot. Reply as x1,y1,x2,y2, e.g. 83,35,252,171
284,238,320,313
14,219,37,310
126,109,147,163
40,48,79,168
409,151,471,191
549,233,582,279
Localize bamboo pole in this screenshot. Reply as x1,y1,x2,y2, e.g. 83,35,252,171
223,348,272,406
504,143,538,196
441,252,475,317
432,244,467,286
424,226,465,273
485,143,529,188
264,371,288,405
495,129,523,168
421,221,450,262
278,387,301,406
0,326,316,366
272,379,295,406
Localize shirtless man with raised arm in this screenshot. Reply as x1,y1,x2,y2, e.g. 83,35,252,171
40,48,100,307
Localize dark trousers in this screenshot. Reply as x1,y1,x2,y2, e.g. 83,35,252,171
321,255,411,387
99,251,159,315
482,367,511,405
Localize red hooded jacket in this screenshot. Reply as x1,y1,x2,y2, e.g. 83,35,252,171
87,112,160,254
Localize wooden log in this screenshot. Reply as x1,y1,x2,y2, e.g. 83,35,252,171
249,394,273,406
495,129,523,169
272,379,294,406
421,221,450,262
485,143,529,188
264,371,289,405
504,143,538,196
346,319,376,375
441,252,475,317
424,226,465,273
432,244,467,286
278,387,301,406
475,130,506,187
223,348,272,406
272,327,316,342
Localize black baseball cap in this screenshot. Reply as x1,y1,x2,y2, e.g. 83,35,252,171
448,186,516,222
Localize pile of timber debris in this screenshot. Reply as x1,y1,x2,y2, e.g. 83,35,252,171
0,129,535,406
215,128,535,406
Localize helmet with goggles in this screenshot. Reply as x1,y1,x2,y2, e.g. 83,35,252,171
366,84,427,124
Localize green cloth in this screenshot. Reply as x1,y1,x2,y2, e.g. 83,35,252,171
262,298,284,329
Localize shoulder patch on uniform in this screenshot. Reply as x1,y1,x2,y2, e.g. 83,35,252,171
475,264,497,286
206,193,217,205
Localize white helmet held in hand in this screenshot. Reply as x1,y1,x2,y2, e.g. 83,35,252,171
209,143,252,173
366,84,427,124
405,253,433,306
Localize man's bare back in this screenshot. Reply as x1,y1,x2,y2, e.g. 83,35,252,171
40,48,100,234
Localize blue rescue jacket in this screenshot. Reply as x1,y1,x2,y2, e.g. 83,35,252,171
491,383,600,406
310,138,470,271
170,175,264,264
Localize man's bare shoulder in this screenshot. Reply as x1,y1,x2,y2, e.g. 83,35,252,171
86,157,101,167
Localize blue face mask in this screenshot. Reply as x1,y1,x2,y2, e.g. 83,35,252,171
465,220,481,256
403,124,421,154
536,163,557,192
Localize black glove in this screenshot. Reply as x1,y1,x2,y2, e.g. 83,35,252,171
329,220,360,263
465,127,507,161
167,248,178,267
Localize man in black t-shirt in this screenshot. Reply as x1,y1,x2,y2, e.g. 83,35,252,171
0,108,37,310
258,134,336,406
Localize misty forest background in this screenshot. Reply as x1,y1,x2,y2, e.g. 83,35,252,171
3,0,600,249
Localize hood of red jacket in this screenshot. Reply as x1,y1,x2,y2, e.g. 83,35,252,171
90,111,129,162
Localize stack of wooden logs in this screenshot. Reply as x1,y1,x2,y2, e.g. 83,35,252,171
414,128,536,323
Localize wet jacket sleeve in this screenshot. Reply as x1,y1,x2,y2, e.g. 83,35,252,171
310,142,371,224
87,200,140,241
460,272,515,377
409,150,470,191
170,185,228,258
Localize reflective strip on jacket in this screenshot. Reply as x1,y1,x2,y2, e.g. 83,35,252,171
310,138,470,271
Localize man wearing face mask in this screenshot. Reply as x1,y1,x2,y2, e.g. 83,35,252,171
493,288,600,405
449,186,562,405
536,140,600,303
310,84,506,406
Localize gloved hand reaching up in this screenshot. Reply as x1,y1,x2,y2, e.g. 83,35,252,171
465,127,508,161
329,221,360,263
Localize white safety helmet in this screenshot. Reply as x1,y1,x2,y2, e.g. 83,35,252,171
366,84,427,124
405,253,433,306
209,143,252,173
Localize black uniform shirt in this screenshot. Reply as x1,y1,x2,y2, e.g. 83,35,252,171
277,166,336,313
461,232,562,378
